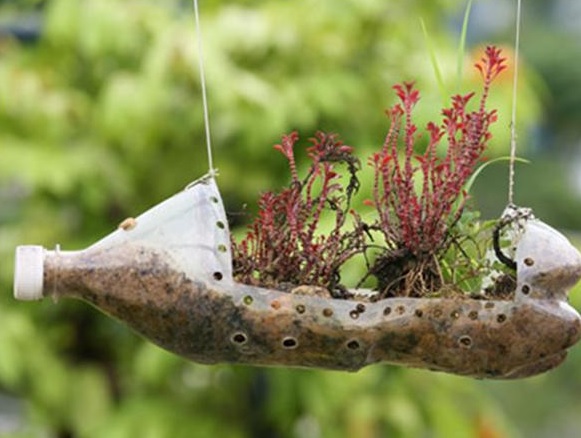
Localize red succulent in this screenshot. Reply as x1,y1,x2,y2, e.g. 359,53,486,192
232,131,364,294
232,46,506,298
368,45,506,258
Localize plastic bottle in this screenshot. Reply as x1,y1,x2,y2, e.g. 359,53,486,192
13,176,581,378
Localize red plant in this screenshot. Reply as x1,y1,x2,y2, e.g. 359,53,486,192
232,131,364,293
368,46,506,258
232,46,506,298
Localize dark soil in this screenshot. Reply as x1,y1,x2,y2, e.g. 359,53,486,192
484,273,517,300
369,250,444,299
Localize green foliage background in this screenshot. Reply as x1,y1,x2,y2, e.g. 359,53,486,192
1,0,581,437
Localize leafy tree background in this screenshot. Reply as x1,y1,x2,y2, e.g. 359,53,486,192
1,0,581,436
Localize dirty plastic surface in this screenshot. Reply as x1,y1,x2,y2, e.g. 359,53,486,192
13,176,581,379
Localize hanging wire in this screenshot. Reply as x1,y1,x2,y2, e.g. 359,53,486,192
192,0,215,176
507,0,523,205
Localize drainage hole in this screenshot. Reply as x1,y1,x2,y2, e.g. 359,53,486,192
346,340,360,350
383,306,392,316
496,314,507,323
414,309,423,318
243,295,254,305
468,310,478,320
296,304,306,314
213,272,223,281
524,257,535,266
216,221,225,229
231,332,248,344
349,310,359,319
322,308,333,317
458,335,472,348
282,337,298,349
521,285,530,295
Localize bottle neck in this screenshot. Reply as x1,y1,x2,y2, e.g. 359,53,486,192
41,244,208,356
43,244,180,302
44,248,87,300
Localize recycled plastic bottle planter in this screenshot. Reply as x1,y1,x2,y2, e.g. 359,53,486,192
13,175,581,379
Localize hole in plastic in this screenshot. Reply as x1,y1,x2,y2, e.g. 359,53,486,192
468,310,478,320
271,300,281,310
216,221,225,229
383,307,392,316
217,244,228,253
349,310,359,319
497,314,507,323
282,337,298,349
521,285,530,295
210,196,219,203
450,310,460,319
243,295,253,305
296,304,306,314
524,257,535,266
213,272,223,281
356,303,366,313
458,335,472,348
415,309,423,318
346,340,360,350
322,308,333,317
396,306,405,315
231,332,248,344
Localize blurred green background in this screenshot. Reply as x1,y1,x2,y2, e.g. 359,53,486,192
2,0,581,436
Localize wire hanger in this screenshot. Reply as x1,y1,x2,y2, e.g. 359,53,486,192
192,0,215,177
507,0,522,206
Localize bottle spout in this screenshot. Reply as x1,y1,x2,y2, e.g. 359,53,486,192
14,245,45,300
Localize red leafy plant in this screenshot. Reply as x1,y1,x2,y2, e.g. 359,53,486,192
231,131,365,296
232,46,507,299
366,46,506,298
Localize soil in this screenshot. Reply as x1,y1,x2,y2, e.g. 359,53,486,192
370,250,443,299
42,243,581,379
484,273,517,300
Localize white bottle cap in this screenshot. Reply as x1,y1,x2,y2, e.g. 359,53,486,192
14,245,45,301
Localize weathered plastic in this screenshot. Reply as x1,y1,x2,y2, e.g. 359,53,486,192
13,176,581,379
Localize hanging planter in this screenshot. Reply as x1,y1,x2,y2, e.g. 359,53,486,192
12,47,581,379
13,174,581,379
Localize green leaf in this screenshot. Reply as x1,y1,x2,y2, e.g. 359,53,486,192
420,17,447,102
465,156,530,194
456,0,473,85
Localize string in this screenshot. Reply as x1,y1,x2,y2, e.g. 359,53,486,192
192,0,215,175
507,0,522,205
